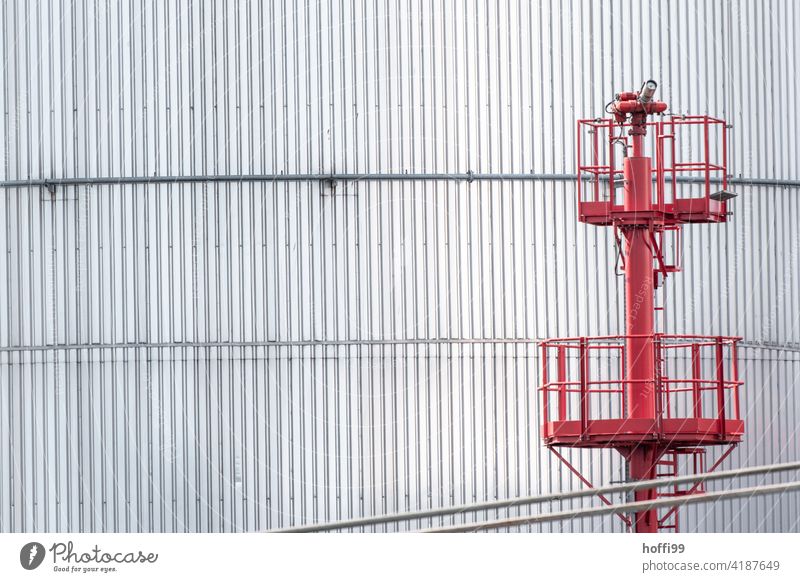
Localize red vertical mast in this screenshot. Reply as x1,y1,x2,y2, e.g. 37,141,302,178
539,81,743,533
621,85,663,532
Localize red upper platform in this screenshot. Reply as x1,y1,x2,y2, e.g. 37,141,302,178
577,115,731,227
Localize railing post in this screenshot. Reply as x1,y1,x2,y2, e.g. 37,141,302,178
732,340,741,420
670,129,677,202
579,338,589,438
620,344,627,417
691,343,702,418
541,343,550,431
653,334,663,435
577,121,583,205
722,120,728,190
558,345,567,421
715,337,726,437
704,117,711,202
606,120,612,202
656,130,663,210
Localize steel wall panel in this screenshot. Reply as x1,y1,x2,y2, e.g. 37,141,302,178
1,1,799,532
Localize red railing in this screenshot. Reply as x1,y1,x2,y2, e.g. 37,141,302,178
576,115,729,225
539,334,742,443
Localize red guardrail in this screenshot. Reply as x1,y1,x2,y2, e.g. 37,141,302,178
539,334,742,442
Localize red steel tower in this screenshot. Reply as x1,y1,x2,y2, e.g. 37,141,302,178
539,81,743,532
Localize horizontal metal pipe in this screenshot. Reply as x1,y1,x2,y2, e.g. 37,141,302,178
424,479,800,532
0,172,575,188
0,338,797,354
0,338,534,353
270,460,800,532
1,173,799,189
729,177,800,187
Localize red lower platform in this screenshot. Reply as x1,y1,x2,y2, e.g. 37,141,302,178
539,334,744,452
543,417,744,448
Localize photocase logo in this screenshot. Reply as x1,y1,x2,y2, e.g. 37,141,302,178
20,542,46,570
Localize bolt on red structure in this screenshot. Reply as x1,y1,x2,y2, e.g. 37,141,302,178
539,81,743,532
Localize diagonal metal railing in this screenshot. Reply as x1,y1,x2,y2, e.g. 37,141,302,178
270,460,800,533
425,480,800,532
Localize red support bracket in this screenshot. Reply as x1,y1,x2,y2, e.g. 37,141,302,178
649,228,669,278
614,225,626,273
657,443,738,526
548,446,632,527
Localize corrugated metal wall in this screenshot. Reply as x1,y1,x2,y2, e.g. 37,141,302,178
1,0,798,532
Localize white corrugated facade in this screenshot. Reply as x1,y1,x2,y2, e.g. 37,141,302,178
1,0,799,532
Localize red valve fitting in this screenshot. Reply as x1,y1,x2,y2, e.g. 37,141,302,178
615,91,639,102
614,100,668,115
611,81,668,123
